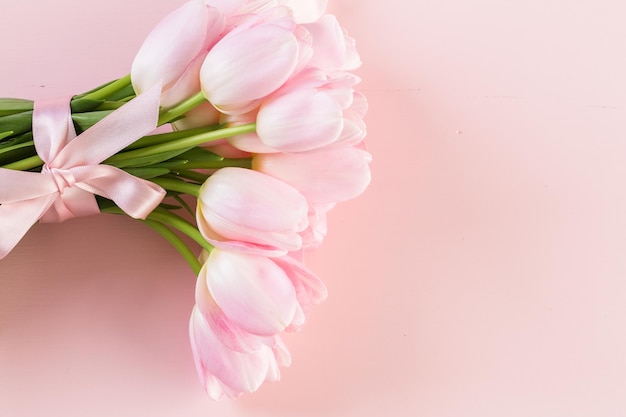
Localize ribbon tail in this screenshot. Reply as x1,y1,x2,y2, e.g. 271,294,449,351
74,165,166,219
0,195,56,259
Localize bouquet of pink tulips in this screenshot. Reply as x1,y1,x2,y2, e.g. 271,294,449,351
0,0,370,399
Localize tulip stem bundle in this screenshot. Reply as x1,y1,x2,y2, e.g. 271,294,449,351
144,218,204,274
0,0,371,401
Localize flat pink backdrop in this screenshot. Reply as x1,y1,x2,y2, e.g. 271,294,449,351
2,0,626,416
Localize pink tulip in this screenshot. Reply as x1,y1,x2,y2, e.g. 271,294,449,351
131,0,225,108
227,68,364,152
202,249,298,336
253,146,372,204
190,306,289,399
196,167,309,255
200,12,302,115
190,249,303,398
255,84,344,152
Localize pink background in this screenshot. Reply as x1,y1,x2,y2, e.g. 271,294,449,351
2,0,626,415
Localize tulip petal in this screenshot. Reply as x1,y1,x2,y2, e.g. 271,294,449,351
201,23,299,114
205,249,298,336
189,307,272,398
253,147,372,203
256,88,343,152
195,264,263,352
282,0,328,23
132,1,223,97
196,167,309,252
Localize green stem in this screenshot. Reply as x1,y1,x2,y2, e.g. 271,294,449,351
2,155,42,170
105,123,256,164
158,92,206,125
155,157,252,171
151,178,202,197
173,170,210,183
144,219,202,274
149,208,214,252
81,74,132,101
126,126,219,150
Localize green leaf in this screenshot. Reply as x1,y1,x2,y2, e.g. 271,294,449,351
0,139,34,154
0,131,14,141
0,98,33,116
159,202,184,210
123,167,171,179
0,111,32,135
70,98,105,113
126,126,220,150
0,140,36,165
71,110,114,132
177,147,222,161
106,84,136,102
105,147,194,169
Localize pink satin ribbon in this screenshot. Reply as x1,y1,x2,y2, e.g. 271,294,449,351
0,83,166,259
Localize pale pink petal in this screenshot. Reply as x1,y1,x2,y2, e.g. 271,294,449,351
195,264,263,352
196,167,309,252
189,307,272,399
205,0,247,15
256,88,343,152
271,336,292,367
228,132,279,153
172,102,221,131
281,0,328,23
132,1,224,100
273,254,328,312
158,54,205,108
201,23,299,114
253,147,372,204
205,249,298,336
304,14,361,72
335,91,368,146
301,202,335,248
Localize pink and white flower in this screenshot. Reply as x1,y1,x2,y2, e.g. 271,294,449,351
200,9,307,115
253,145,372,204
131,0,225,107
189,248,327,398
196,167,309,255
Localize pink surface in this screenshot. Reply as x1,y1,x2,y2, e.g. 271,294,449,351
2,0,626,416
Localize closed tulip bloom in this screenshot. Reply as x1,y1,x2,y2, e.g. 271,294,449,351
255,85,344,152
200,15,301,115
197,167,309,255
203,249,298,336
253,146,372,204
131,0,225,107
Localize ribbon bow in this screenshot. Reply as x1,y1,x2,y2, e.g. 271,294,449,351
0,84,166,259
